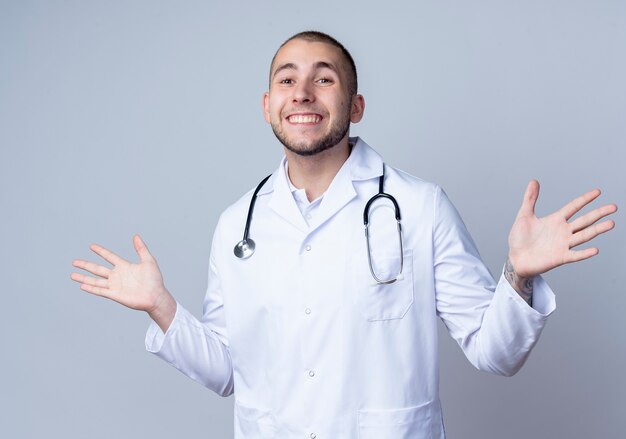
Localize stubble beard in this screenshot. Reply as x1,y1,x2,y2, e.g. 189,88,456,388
271,111,351,157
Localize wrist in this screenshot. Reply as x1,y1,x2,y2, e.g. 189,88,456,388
504,257,534,306
147,288,177,332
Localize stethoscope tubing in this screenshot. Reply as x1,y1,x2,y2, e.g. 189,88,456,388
233,166,404,284
233,173,271,259
363,167,403,284
242,174,272,241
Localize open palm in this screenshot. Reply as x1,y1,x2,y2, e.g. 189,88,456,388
508,180,617,278
71,235,167,313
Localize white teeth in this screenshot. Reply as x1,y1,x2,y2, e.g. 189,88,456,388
288,114,321,123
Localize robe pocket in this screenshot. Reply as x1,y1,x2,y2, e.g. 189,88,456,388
358,401,435,439
356,250,414,321
234,401,277,438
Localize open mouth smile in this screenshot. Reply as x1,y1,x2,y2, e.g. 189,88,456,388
287,114,323,124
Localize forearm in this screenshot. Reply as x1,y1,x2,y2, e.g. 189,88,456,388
145,303,234,396
464,274,553,376
504,257,534,307
436,263,552,376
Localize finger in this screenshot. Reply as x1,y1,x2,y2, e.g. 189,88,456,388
569,203,618,233
72,259,110,278
79,283,111,298
516,180,540,219
71,272,108,288
569,219,616,248
558,188,601,221
563,247,599,264
90,244,124,266
133,234,154,262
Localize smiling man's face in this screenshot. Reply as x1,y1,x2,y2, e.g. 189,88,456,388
263,38,363,156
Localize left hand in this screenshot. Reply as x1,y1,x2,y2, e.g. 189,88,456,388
508,180,617,278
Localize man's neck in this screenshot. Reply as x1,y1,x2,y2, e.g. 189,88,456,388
285,137,352,202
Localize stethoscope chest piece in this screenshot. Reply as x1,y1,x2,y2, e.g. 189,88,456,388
234,239,256,259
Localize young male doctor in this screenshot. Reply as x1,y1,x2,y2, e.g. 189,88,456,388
71,31,617,438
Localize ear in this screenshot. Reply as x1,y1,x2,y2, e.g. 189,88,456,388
350,94,365,123
262,92,271,124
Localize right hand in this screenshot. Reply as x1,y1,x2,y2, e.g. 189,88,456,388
71,235,176,330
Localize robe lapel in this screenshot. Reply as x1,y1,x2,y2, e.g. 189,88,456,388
266,137,384,236
307,163,357,233
268,159,309,234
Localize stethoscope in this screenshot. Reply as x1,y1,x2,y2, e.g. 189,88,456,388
233,166,404,284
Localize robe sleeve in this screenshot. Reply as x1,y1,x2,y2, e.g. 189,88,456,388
145,222,234,396
433,186,556,376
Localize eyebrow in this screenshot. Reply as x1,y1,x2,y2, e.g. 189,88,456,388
272,61,339,80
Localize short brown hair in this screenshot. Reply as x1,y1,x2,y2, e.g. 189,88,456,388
269,31,358,96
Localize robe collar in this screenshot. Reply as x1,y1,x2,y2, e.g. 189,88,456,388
258,137,384,234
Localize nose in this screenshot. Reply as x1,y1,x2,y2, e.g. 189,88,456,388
292,81,314,104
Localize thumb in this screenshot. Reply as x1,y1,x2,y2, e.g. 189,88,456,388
516,179,540,219
133,234,154,262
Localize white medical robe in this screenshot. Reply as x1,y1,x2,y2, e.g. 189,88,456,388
146,137,556,438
